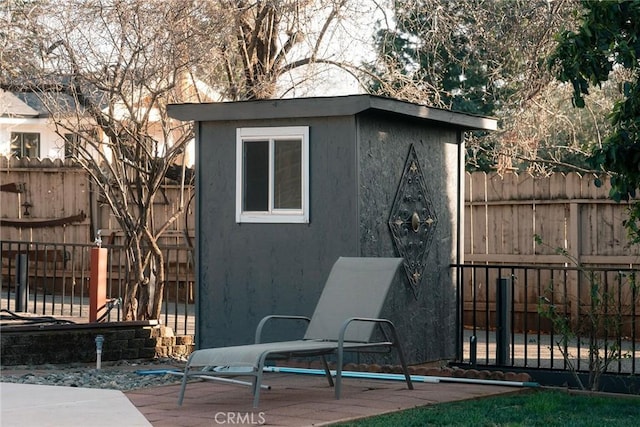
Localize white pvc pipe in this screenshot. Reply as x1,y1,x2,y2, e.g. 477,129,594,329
425,376,539,388
263,366,440,383
263,366,539,388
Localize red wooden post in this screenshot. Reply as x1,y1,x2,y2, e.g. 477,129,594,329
89,247,108,322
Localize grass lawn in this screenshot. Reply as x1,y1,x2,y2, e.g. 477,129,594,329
334,389,640,426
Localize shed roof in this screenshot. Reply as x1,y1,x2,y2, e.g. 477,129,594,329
167,94,497,131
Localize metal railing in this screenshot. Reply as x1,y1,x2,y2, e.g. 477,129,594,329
1,240,195,335
455,263,639,375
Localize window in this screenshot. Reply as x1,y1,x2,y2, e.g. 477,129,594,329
64,130,95,159
236,126,309,223
64,133,79,159
10,132,40,158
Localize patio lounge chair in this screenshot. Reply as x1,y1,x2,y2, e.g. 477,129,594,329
178,256,414,407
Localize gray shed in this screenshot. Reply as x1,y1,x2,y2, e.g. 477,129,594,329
168,95,496,364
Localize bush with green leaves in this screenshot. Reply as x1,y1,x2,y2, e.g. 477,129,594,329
535,235,638,391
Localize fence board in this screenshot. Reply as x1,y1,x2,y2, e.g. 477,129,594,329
516,174,535,256
464,171,640,332
466,171,638,265
1,158,195,246
502,173,518,256
469,172,489,255
1,159,89,244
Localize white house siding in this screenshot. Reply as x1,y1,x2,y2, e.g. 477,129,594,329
0,117,67,159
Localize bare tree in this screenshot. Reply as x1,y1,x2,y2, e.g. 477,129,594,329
1,0,226,320
1,0,381,320
207,0,367,100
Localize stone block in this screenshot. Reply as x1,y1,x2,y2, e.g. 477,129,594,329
104,339,128,351
139,348,157,359
155,346,169,358
128,338,147,349
175,336,194,345
0,344,29,357
160,337,176,346
149,326,174,338
121,348,141,359
136,327,154,338
170,345,190,356
102,350,123,361
143,338,157,348
111,329,136,340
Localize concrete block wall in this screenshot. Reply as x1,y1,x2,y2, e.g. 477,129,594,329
0,321,194,366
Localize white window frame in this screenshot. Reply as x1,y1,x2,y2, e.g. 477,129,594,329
236,126,309,223
10,132,40,158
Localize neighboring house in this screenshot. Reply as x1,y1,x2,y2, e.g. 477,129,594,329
0,89,196,166
0,90,72,159
1,86,198,247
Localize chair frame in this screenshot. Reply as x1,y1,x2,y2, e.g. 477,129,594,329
178,257,414,408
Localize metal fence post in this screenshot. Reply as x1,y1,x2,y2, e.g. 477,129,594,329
469,335,477,367
15,253,28,312
496,277,512,365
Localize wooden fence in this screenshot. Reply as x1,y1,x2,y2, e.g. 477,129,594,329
464,172,640,333
0,157,195,248
2,160,639,331
6,160,633,262
465,171,638,266
2,161,637,266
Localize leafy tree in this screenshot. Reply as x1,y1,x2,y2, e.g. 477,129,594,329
549,0,640,242
371,0,575,111
368,0,609,175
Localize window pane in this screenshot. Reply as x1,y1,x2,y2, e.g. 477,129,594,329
24,133,39,157
243,140,269,211
274,139,302,209
64,134,74,158
10,133,22,157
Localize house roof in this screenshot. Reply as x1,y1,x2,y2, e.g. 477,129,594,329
0,90,40,118
0,86,94,119
167,94,498,131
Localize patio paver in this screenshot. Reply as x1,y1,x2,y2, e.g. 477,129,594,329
125,372,526,426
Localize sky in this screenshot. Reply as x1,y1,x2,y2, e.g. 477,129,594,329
276,1,391,98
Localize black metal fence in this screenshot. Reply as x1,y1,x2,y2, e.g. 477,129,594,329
455,263,639,375
0,240,195,335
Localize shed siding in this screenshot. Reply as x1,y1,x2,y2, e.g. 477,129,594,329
356,112,459,362
197,116,360,349
192,100,470,365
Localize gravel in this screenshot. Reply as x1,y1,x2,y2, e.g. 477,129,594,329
0,358,186,391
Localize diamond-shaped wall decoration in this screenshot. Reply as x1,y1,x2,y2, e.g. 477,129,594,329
388,144,438,298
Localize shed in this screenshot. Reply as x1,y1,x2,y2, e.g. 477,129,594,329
167,95,496,364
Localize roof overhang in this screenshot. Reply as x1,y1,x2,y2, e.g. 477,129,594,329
167,94,497,132
0,90,40,118
0,117,48,125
